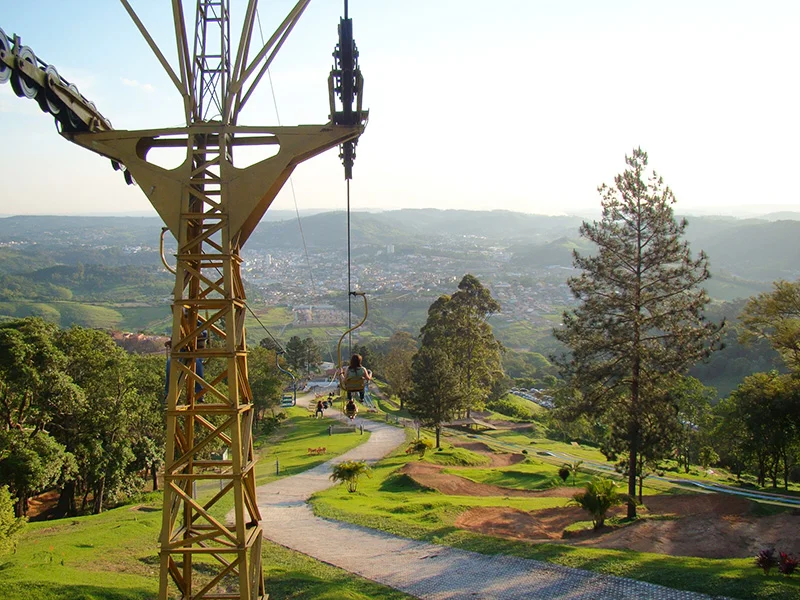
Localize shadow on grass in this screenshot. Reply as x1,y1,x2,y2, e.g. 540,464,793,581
264,549,412,600
442,531,800,600
0,582,155,600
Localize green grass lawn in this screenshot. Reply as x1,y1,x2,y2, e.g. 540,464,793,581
0,301,124,329
246,306,294,328
498,393,547,417
311,439,800,600
254,402,371,486
0,500,413,600
0,406,412,600
451,458,589,490
116,305,171,332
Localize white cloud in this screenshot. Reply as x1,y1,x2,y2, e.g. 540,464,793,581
0,84,42,116
121,78,155,93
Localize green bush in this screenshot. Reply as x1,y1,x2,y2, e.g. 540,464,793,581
330,460,372,493
0,486,26,555
570,477,629,530
405,438,434,460
487,396,536,420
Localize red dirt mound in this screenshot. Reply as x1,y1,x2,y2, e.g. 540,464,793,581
400,461,574,498
449,441,526,467
423,434,800,559
455,493,800,559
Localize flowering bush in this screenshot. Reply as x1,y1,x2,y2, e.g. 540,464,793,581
778,552,798,577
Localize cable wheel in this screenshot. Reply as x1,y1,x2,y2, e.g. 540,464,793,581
64,83,83,130
10,45,39,99
37,65,63,115
0,28,11,85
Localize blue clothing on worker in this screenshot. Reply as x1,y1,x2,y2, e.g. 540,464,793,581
164,356,205,398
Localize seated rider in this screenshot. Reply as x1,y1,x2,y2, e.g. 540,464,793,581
345,398,358,420
340,353,373,402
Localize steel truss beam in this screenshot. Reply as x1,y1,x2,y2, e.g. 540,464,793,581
2,2,367,598
67,119,362,599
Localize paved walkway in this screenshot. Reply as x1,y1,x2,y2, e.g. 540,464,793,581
254,401,722,599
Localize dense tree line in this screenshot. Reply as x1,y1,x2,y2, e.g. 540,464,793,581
0,318,287,519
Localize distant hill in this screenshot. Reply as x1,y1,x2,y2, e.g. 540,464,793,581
688,219,800,282
757,211,800,221
376,209,584,242
0,215,162,245
504,215,800,300
508,237,593,268
0,210,797,303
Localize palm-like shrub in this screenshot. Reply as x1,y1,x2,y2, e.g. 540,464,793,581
330,460,372,493
756,548,779,575
406,438,434,460
570,477,627,530
568,460,583,486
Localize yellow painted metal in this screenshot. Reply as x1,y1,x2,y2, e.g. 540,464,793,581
2,5,366,597
66,116,362,600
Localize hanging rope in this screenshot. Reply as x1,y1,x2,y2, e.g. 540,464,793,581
245,301,285,353
347,178,352,356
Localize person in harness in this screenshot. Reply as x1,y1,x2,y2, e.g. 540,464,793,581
339,353,373,402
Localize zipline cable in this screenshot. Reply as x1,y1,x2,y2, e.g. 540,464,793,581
347,178,352,356
256,8,317,299
244,300,285,354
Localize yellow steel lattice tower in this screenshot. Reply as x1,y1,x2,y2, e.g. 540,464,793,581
0,1,366,598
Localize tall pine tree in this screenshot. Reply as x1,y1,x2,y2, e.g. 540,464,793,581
554,148,722,518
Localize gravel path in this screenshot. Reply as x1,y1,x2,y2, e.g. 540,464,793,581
253,401,723,599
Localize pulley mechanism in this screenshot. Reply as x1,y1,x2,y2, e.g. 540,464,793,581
329,0,365,180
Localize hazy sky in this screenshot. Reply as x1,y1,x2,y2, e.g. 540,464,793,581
1,0,798,217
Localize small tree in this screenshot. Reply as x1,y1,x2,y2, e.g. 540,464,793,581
571,478,628,530
756,548,779,575
406,438,434,461
778,552,799,576
406,346,460,448
383,332,417,409
568,460,583,487
284,336,306,372
419,276,504,418
558,465,570,483
330,460,372,493
698,446,719,470
0,485,26,555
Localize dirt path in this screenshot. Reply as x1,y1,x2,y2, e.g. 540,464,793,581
249,400,719,599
